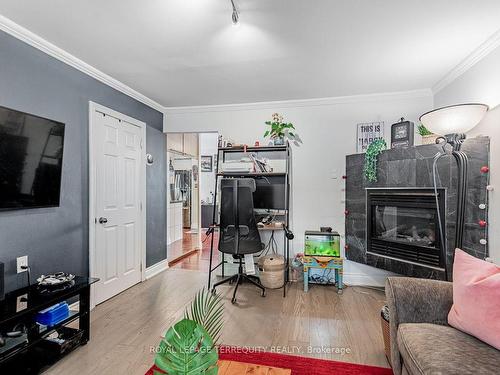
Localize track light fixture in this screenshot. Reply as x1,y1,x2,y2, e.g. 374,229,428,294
230,0,239,25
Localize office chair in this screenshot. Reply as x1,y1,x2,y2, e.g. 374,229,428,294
212,178,266,304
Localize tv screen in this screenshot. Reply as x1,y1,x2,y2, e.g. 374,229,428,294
0,106,65,210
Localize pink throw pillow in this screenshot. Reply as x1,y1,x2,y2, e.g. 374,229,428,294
448,248,500,349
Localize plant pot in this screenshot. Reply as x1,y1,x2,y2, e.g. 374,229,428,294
421,134,439,145
272,136,285,146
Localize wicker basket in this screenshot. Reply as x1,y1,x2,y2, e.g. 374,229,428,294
380,306,391,365
421,134,439,145
258,255,285,289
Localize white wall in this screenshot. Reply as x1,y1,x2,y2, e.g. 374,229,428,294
164,90,433,286
434,44,500,263
199,132,219,203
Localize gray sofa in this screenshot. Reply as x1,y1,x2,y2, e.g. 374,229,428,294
385,277,500,375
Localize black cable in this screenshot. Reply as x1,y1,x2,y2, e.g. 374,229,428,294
432,152,449,281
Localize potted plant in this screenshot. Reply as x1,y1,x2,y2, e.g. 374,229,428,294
264,113,303,146
154,289,224,375
418,123,438,145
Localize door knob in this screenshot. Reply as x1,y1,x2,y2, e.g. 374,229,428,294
99,217,108,224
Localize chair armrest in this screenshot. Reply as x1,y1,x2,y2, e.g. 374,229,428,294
385,277,453,375
386,276,453,326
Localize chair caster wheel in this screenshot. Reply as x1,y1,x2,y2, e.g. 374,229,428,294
231,297,237,304
211,288,217,295
261,290,266,297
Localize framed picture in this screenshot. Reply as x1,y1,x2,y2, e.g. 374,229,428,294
201,155,213,172
357,121,384,153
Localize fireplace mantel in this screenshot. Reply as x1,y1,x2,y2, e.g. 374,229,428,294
345,137,490,280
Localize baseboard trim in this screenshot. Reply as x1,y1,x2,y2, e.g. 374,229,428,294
342,272,388,288
167,249,199,267
145,259,169,280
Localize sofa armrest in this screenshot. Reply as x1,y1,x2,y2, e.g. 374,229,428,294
385,277,453,375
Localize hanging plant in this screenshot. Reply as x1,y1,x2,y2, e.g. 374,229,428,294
364,139,387,183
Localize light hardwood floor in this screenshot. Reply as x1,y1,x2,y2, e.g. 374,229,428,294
43,269,389,375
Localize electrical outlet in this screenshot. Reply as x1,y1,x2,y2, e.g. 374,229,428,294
17,255,28,273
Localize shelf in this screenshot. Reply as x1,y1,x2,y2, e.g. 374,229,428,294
37,310,81,336
218,145,288,153
217,172,286,177
0,310,84,365
258,223,284,231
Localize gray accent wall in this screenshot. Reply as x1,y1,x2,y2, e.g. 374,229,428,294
0,30,166,292
146,127,167,267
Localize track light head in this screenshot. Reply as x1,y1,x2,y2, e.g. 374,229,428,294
232,9,239,25
230,0,239,25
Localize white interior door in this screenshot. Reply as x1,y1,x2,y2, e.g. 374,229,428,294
91,107,144,305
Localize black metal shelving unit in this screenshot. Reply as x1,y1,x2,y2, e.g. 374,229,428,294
207,144,292,297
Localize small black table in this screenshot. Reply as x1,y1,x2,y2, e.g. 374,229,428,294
0,276,98,373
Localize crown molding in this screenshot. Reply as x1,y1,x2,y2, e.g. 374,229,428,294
432,28,500,95
164,88,433,115
0,14,165,114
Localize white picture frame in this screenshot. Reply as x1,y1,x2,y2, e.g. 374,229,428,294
357,122,384,153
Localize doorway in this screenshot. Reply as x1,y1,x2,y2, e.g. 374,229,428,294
165,132,218,270
89,102,146,306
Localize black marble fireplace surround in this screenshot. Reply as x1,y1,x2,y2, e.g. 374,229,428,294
345,136,490,280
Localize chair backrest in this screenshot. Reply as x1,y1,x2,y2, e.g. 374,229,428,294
218,178,262,255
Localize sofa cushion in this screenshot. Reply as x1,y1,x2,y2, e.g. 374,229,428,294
397,323,500,375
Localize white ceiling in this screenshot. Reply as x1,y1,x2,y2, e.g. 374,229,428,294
1,0,499,107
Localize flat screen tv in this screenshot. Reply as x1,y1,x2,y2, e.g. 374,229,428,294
0,105,65,210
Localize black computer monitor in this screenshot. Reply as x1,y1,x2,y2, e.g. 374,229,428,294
253,177,286,210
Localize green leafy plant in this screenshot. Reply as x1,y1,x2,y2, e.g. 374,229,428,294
417,123,433,136
155,320,218,375
154,289,224,375
264,113,303,146
364,138,387,183
185,289,224,345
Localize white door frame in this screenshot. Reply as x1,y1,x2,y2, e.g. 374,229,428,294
88,101,147,309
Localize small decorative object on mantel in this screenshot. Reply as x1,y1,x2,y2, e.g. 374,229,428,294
264,113,303,146
357,121,384,153
417,123,439,145
364,138,387,182
391,118,414,148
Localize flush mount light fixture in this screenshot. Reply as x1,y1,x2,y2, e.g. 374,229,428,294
230,0,239,25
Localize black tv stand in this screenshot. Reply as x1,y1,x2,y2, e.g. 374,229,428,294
0,276,98,374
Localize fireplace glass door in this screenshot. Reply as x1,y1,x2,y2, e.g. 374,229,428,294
366,188,446,269
373,205,437,248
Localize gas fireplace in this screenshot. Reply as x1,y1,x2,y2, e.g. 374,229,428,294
366,188,446,269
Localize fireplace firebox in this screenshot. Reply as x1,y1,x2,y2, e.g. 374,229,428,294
366,188,446,269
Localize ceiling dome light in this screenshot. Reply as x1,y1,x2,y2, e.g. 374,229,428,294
419,103,489,135
230,0,239,25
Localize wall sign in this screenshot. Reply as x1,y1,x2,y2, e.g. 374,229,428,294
357,121,384,153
